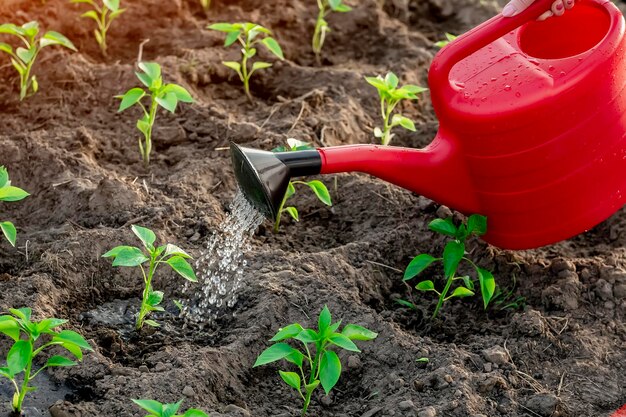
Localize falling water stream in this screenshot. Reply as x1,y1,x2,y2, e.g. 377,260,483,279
181,190,264,324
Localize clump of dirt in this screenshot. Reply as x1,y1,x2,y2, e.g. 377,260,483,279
0,0,625,416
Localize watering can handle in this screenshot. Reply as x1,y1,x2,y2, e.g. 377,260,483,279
429,0,556,93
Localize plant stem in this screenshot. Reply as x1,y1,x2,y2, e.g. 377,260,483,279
142,98,158,169
137,257,156,329
13,346,33,413
381,99,397,146
433,274,454,318
301,391,312,417
312,0,326,62
273,189,289,233
99,7,108,56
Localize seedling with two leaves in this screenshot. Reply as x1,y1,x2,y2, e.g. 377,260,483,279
103,225,197,330
117,62,194,168
0,21,76,100
400,214,497,318
254,306,377,417
272,139,332,232
70,0,125,56
0,308,92,414
312,0,352,61
365,72,427,146
0,166,29,247
208,22,284,101
132,399,209,417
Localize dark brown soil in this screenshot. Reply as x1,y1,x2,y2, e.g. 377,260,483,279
0,0,625,416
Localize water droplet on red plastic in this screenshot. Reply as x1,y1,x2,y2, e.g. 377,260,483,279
515,92,521,98
454,82,466,89
491,77,497,82
502,71,509,76
548,65,555,72
504,85,512,91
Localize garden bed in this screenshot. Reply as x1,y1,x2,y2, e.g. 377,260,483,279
0,0,625,416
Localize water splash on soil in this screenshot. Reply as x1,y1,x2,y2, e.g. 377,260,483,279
182,190,264,324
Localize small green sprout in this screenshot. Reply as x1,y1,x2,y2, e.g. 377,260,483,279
0,166,29,247
416,357,429,363
132,399,209,417
208,22,284,101
0,21,76,100
254,306,377,417
103,225,197,330
272,139,332,233
401,214,496,318
199,0,210,11
365,72,427,146
0,308,92,414
312,0,352,61
116,62,194,168
70,0,125,56
434,33,457,48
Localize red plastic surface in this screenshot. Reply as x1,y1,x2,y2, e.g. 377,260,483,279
319,0,626,249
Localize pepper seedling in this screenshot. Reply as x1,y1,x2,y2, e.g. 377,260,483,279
434,33,457,48
133,399,209,417
70,0,125,56
312,0,352,61
116,62,194,168
208,22,284,101
0,166,29,247
0,308,92,414
254,306,377,417
365,72,427,146
272,139,332,232
0,21,76,100
400,214,496,318
103,225,197,330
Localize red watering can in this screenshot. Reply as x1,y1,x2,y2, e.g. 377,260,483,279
231,0,626,250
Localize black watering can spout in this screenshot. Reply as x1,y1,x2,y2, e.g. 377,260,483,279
230,142,322,220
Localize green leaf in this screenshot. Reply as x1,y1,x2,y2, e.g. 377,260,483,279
138,62,161,82
285,350,304,367
448,286,474,299
60,342,83,360
103,246,149,267
416,280,436,291
46,355,76,367
341,324,377,341
305,380,320,395
0,316,20,341
52,330,92,351
477,267,496,308
0,167,8,188
0,367,12,379
294,329,318,343
404,85,428,94
16,47,35,64
163,243,192,259
328,333,360,352
284,206,299,221
404,254,437,280
81,10,100,22
162,399,184,417
207,23,237,32
385,72,399,89
365,76,388,91
251,61,272,72
319,350,341,395
285,182,295,199
270,323,303,342
0,186,29,201
117,88,145,112
1,222,17,247
144,319,160,327
103,0,120,12
334,4,352,11
392,114,416,131
222,61,242,76
224,30,240,47
131,225,156,250
429,218,457,237
184,410,209,417
443,241,464,278
7,340,31,375
156,92,179,113
318,305,331,334
0,23,25,36
328,0,342,9
162,84,194,103
468,214,487,236
166,256,197,282
36,318,67,335
136,71,153,88
41,31,77,51
10,308,31,322
395,299,418,310
132,399,163,415
261,37,284,59
146,291,164,307
279,371,301,391
253,343,297,367
307,180,331,206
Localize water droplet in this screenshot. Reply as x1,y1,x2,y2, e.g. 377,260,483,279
515,92,521,98
504,85,512,91
454,81,466,89
548,65,555,72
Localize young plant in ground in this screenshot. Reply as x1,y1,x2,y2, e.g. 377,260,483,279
116,62,194,168
0,166,29,247
434,33,457,48
271,139,331,233
401,214,496,318
0,21,76,100
102,225,197,330
70,0,125,56
133,399,209,417
254,306,377,417
208,22,284,101
365,72,427,146
312,0,352,61
0,308,92,414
